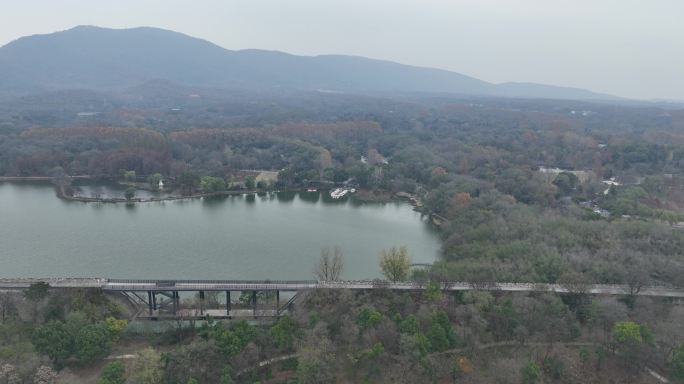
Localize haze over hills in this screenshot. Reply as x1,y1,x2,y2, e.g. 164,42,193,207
0,25,618,101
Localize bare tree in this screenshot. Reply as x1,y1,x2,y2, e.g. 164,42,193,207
651,310,684,366
625,265,650,296
620,256,651,310
558,271,592,316
559,270,591,296
464,264,497,290
314,246,344,281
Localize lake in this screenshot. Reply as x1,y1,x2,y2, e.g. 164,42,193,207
0,182,441,280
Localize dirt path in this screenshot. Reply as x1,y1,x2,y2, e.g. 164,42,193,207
236,353,299,377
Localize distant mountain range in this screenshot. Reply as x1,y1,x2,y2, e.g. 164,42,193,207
0,26,619,101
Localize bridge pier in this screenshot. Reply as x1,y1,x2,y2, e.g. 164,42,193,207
152,292,157,311
172,291,179,314
226,291,231,316
147,291,153,315
275,290,280,314
199,291,205,316
252,290,257,317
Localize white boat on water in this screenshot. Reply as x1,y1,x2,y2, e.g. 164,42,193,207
330,188,349,199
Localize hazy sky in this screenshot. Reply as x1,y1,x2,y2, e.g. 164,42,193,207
1,0,682,100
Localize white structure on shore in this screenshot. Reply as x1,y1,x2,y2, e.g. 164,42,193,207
330,188,353,199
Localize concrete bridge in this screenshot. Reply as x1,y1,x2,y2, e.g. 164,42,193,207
2,278,683,319
1,278,683,296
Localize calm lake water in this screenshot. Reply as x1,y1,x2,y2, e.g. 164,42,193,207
0,182,441,280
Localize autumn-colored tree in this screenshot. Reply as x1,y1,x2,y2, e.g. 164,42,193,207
430,167,448,185
367,149,384,166
130,348,163,384
379,246,411,282
612,321,653,369
448,192,472,216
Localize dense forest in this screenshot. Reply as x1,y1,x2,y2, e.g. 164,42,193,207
2,90,684,287
2,280,684,383
2,88,684,382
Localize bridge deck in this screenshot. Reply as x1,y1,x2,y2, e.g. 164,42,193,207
1,278,683,298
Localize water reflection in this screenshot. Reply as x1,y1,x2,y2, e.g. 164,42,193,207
201,195,230,211
275,191,296,203
320,193,348,204
298,191,321,204
0,182,441,280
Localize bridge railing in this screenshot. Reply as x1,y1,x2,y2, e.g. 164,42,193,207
106,279,318,285
3,278,683,297
101,279,679,290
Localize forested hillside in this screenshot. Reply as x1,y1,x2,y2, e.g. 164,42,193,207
2,88,684,382
0,26,615,100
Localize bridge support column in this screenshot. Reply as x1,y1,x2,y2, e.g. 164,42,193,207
152,292,157,311
147,291,153,315
275,290,280,314
252,291,257,317
226,291,231,316
199,291,205,316
172,291,178,314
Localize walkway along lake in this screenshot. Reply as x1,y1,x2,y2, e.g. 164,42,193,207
0,182,441,280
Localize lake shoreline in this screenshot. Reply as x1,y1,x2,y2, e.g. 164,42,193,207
0,181,441,279
56,185,412,206
56,184,261,204
2,177,438,225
